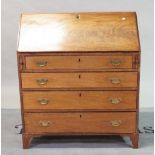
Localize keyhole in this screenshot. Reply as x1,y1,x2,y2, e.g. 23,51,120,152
78,58,81,62
76,15,80,19
80,114,82,118
79,93,82,97
78,74,81,79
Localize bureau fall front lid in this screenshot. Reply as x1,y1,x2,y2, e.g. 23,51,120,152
17,12,140,52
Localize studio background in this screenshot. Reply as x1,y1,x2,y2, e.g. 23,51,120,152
2,0,154,109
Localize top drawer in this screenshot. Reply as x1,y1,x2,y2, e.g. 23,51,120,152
25,55,133,70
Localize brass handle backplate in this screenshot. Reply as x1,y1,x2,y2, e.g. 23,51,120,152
36,61,48,67
36,79,48,85
110,98,122,104
39,121,51,127
111,120,122,127
37,99,49,105
111,59,121,66
110,78,121,84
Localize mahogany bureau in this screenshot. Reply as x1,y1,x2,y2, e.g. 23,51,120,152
17,12,140,149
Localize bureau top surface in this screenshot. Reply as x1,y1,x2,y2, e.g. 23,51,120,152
17,12,140,52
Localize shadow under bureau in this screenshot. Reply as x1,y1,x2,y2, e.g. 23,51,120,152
17,12,140,149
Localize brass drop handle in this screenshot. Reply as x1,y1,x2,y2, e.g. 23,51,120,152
36,61,48,67
36,79,48,85
110,98,122,104
39,121,51,127
37,99,49,105
111,59,121,66
111,120,122,127
110,78,121,84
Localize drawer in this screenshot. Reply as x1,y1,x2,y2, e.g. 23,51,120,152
23,91,137,110
21,72,137,89
24,112,136,133
25,55,133,70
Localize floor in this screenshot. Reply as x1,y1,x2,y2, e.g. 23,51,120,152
2,109,154,155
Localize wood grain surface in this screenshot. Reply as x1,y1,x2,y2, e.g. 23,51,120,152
25,55,133,70
21,72,137,89
23,91,137,110
24,112,136,133
18,12,140,52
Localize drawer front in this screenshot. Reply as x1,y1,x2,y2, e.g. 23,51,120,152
23,91,137,110
24,112,136,133
21,72,137,89
25,55,133,70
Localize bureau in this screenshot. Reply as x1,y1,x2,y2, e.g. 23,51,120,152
17,12,140,149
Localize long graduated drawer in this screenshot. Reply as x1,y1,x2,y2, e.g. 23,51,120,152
21,72,137,89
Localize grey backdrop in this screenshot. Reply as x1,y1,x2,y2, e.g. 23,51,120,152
2,0,154,109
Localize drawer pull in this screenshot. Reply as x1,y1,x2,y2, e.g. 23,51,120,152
110,98,122,104
111,59,121,66
36,79,48,85
36,61,48,67
39,121,51,127
111,120,122,127
37,99,49,105
110,78,121,84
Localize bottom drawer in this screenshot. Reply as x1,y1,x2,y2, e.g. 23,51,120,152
24,112,136,134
